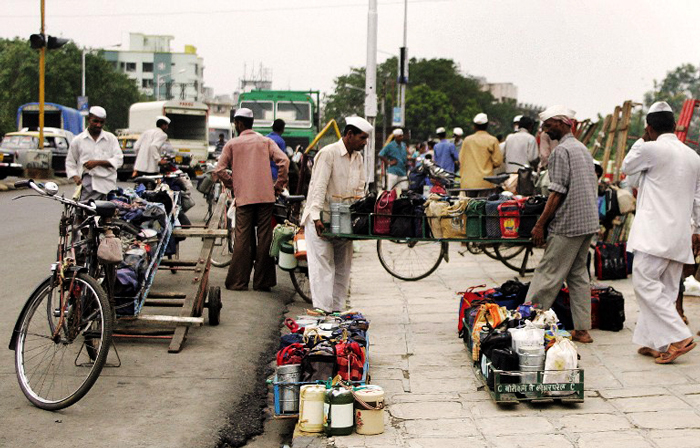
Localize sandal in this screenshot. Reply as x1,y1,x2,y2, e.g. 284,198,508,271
638,347,661,358
655,339,696,364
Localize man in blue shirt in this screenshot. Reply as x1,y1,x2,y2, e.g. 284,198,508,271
379,128,408,190
267,119,286,181
433,127,459,173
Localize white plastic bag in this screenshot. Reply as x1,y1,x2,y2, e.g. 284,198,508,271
532,309,559,329
508,321,545,353
684,275,700,297
543,337,578,395
227,198,236,225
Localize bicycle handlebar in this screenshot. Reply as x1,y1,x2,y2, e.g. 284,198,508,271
14,179,96,213
14,179,32,189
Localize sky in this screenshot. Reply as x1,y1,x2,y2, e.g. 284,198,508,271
2,0,700,120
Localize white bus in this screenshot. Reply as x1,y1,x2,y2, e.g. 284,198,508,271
207,115,232,156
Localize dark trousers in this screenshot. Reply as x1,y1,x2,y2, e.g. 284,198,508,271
225,202,277,290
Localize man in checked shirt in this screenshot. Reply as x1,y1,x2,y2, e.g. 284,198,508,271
525,105,599,344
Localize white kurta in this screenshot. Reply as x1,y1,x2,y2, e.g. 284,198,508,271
502,128,538,173
301,139,365,312
133,127,168,173
622,134,700,264
65,130,123,194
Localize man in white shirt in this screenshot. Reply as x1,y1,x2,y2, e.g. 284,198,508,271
502,116,539,173
65,106,123,201
622,101,700,364
132,116,170,177
301,116,371,313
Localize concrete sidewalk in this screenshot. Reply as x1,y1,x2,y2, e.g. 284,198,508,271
293,240,700,448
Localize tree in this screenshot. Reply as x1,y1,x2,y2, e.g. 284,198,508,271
0,38,146,136
644,63,700,113
323,57,522,141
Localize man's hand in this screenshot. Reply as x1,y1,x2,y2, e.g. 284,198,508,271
314,219,325,237
389,159,398,166
71,175,82,185
531,224,546,247
642,129,651,142
693,234,700,257
83,160,101,170
274,185,284,196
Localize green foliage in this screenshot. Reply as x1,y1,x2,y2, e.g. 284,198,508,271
0,38,146,136
644,63,700,112
323,57,523,141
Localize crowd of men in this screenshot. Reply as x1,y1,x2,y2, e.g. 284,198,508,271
63,98,700,364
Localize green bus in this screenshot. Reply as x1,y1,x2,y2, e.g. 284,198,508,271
237,90,320,151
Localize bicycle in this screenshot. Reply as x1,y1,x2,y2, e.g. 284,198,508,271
272,192,312,304
9,179,116,410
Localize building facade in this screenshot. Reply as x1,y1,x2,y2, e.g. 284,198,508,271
102,33,205,101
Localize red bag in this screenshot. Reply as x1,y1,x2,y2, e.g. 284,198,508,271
277,343,306,366
498,200,522,239
373,189,396,235
335,341,365,381
457,284,486,335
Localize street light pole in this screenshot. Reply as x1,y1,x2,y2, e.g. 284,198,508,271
365,0,378,191
38,0,45,145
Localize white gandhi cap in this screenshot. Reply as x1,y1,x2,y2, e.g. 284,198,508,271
234,108,254,118
156,115,171,124
648,101,673,114
89,106,106,119
513,115,523,123
345,116,373,134
392,128,403,136
435,127,446,134
473,113,488,125
539,105,576,122
453,127,464,136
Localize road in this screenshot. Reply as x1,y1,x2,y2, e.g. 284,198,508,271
0,182,298,448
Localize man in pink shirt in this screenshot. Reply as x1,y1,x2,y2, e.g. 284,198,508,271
214,108,290,291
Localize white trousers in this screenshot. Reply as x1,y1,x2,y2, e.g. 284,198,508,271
305,219,353,312
632,251,691,351
387,173,408,192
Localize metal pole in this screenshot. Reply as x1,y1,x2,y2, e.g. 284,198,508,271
365,0,378,191
399,0,408,127
81,49,86,129
39,0,45,146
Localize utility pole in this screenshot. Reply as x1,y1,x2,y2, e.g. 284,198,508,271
364,0,378,191
397,0,408,128
39,0,45,145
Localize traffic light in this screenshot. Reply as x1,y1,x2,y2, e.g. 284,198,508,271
29,34,68,50
29,34,45,49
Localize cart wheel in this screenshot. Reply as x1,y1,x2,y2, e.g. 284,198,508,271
207,286,222,326
377,240,445,281
289,263,312,304
494,244,545,276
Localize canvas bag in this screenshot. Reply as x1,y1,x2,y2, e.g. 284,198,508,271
424,196,449,239
440,199,469,239
465,199,487,239
373,189,396,235
350,192,377,235
485,196,506,238
594,242,628,280
597,286,625,331
97,229,123,264
519,195,546,238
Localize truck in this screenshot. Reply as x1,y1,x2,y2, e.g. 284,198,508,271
128,100,209,177
17,102,83,135
237,90,320,151
207,115,232,156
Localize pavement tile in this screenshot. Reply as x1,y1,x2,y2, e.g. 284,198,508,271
628,409,700,429
555,413,632,432
648,429,700,448
402,418,480,437
408,377,478,395
596,386,669,399
407,313,455,324
576,431,654,448
475,415,555,435
406,367,471,380
609,394,691,413
487,434,573,448
389,401,467,420
389,393,461,404
406,437,489,448
617,368,691,387
525,397,617,415
373,379,407,396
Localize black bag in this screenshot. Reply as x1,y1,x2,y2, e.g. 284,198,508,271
350,193,377,235
516,168,536,196
519,195,547,238
487,347,520,388
390,196,417,238
301,339,337,382
485,197,505,239
598,287,625,331
480,329,512,360
551,287,575,330
595,242,628,280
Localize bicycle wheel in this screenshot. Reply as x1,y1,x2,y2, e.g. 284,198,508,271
211,207,234,268
289,261,312,304
377,240,445,281
494,244,545,275
14,273,113,411
488,242,526,260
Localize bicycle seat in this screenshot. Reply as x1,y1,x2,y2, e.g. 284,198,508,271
91,200,118,218
284,195,306,203
483,174,510,185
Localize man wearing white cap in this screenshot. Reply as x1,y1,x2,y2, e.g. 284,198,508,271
459,112,503,189
525,105,598,343
453,127,464,148
301,116,372,313
65,106,123,201
132,115,171,177
622,101,700,363
433,127,459,173
502,116,538,173
512,115,522,132
214,108,290,291
379,128,408,191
